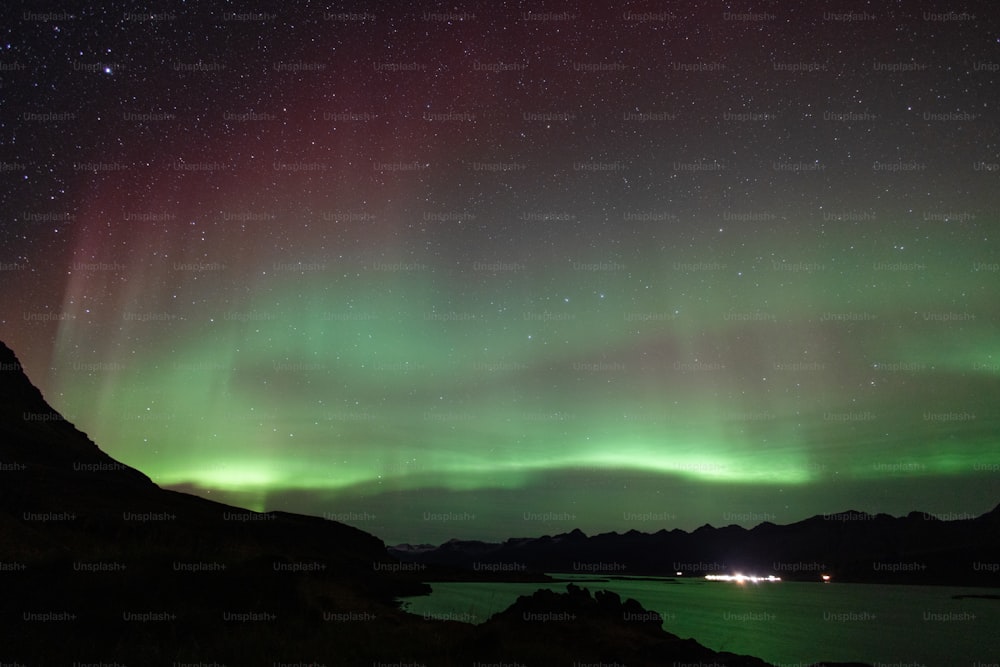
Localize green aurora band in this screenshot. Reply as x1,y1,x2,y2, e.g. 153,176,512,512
46,232,1000,540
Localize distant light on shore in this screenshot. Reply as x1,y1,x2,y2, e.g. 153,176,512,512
705,573,782,583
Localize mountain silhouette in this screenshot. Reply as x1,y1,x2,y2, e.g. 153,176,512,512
5,339,869,666
390,504,1000,586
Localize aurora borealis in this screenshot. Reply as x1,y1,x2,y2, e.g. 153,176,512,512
2,2,998,543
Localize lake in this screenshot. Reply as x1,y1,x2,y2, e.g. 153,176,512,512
399,574,1000,666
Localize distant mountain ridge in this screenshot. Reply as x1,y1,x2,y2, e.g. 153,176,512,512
390,505,1000,586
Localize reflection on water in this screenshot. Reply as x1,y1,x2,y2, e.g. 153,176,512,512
399,574,1000,666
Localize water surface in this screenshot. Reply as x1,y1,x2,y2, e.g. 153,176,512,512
399,574,1000,666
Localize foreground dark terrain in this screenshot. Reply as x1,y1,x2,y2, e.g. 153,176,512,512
2,339,876,665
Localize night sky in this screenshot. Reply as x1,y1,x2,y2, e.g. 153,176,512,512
2,2,998,543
